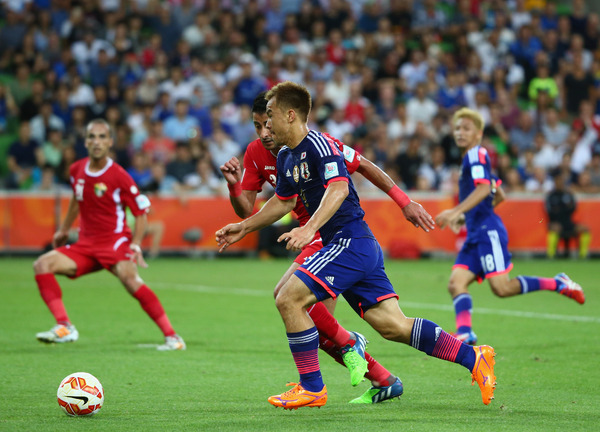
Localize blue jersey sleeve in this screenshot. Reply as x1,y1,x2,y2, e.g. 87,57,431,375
466,146,492,186
306,132,350,187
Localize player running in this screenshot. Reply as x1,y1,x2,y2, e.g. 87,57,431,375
216,82,496,409
220,92,434,404
435,108,585,344
33,119,185,351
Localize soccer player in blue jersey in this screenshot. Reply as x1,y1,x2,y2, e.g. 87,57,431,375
216,82,496,409
435,108,585,345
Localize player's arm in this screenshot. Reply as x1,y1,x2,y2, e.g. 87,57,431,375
53,195,80,248
279,180,349,251
216,194,295,252
435,183,491,230
356,156,435,232
220,156,258,218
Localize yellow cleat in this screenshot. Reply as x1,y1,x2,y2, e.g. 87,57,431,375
268,382,327,410
471,345,496,405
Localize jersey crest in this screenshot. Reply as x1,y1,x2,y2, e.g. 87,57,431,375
94,182,108,197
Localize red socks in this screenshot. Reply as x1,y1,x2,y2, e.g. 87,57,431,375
308,302,352,346
133,285,175,337
35,273,70,324
311,303,394,387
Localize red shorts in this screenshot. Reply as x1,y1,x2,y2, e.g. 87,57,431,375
294,236,324,265
56,236,134,278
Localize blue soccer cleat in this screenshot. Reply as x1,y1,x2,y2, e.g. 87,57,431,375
349,377,404,404
339,332,368,386
454,330,478,345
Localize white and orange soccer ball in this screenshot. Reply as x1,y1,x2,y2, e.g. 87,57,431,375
56,372,104,416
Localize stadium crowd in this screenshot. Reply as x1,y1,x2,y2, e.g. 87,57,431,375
2,0,600,197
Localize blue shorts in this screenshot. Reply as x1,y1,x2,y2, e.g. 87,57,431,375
294,233,398,318
454,223,513,282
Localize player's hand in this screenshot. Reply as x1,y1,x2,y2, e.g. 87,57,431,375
402,201,435,232
448,213,465,234
278,226,315,251
52,230,69,248
215,222,246,252
435,209,461,230
220,157,242,185
130,243,148,268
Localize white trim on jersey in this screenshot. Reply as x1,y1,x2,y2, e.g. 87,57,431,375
112,188,125,234
467,146,480,165
305,238,351,275
84,158,114,177
307,131,333,158
487,229,505,272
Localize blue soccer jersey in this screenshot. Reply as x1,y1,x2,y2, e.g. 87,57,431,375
275,130,366,245
274,130,398,313
459,146,502,241
456,145,513,280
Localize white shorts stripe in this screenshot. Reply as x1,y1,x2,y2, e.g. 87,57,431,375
487,230,505,271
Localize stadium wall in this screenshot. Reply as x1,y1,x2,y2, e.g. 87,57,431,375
2,193,599,256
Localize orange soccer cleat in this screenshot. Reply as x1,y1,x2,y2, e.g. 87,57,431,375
268,382,328,410
471,345,496,405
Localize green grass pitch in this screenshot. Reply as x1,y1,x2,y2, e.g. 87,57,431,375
0,257,598,431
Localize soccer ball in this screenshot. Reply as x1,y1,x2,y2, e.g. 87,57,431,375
56,372,104,416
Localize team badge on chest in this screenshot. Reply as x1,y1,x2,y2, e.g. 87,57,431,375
293,165,299,183
94,182,108,197
300,162,310,180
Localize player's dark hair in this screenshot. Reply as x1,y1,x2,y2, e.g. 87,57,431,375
252,91,268,114
265,81,311,123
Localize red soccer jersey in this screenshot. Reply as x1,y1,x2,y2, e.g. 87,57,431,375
241,133,361,226
69,157,150,242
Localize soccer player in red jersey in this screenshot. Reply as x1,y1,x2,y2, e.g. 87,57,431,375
220,92,435,403
33,119,185,351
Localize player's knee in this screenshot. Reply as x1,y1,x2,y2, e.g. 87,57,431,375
33,255,52,274
447,280,463,297
490,283,510,297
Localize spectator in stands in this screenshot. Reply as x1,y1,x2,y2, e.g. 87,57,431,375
159,65,192,104
41,128,65,169
19,79,45,122
0,83,17,132
163,99,199,142
89,48,118,87
406,82,438,125
509,110,537,153
564,54,595,116
6,121,44,189
395,134,424,190
68,74,95,107
30,99,65,144
207,126,240,172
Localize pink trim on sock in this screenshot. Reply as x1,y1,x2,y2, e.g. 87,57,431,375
292,350,320,374
539,277,558,291
432,332,462,362
456,310,472,330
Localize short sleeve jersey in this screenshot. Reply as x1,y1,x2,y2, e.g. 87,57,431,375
274,130,365,245
459,145,501,239
69,157,150,242
241,133,361,226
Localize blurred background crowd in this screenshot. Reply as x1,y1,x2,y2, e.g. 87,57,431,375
2,0,600,198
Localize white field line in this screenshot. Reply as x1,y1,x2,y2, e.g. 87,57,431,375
151,282,600,324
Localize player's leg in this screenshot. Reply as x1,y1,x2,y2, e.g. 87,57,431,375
363,298,496,405
546,222,561,259
269,274,327,409
448,266,477,344
277,256,397,395
575,224,591,259
111,259,184,349
33,249,84,343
